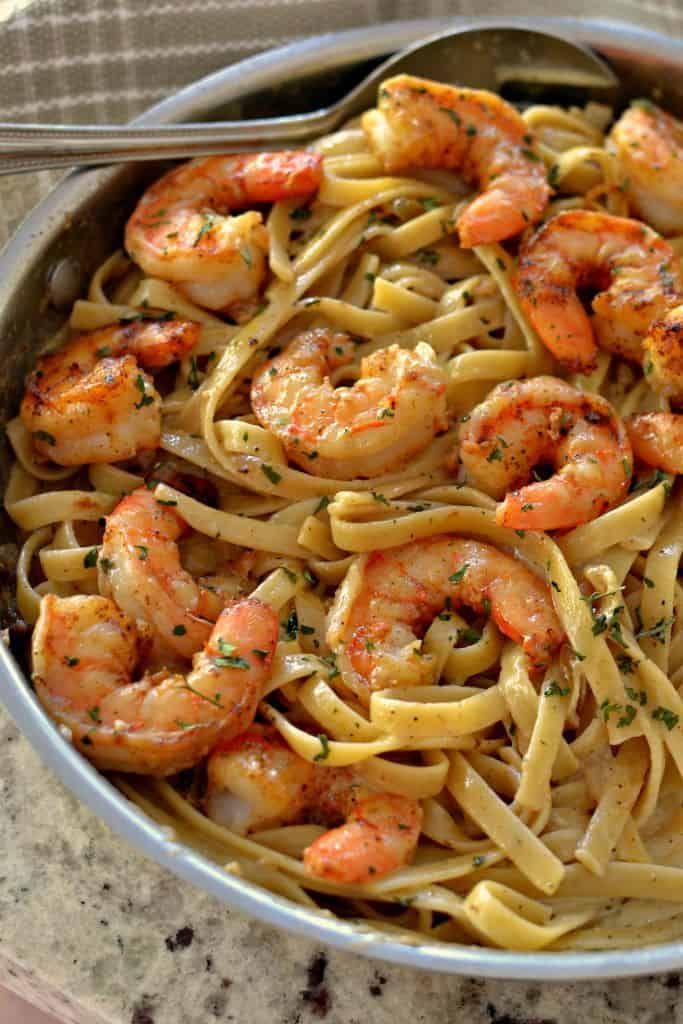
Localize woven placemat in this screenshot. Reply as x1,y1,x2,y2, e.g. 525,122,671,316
0,0,682,246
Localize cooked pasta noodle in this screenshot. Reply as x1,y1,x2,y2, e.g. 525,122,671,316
7,82,683,953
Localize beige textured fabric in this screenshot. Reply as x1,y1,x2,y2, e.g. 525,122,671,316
0,0,682,245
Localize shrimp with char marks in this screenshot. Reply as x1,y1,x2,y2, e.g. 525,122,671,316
327,535,565,704
251,328,448,479
516,210,683,373
609,100,683,236
459,376,633,530
20,318,200,466
362,74,550,247
205,724,422,883
31,594,278,776
124,151,323,317
626,304,683,474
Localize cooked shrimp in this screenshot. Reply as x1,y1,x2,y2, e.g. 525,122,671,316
609,100,683,236
99,487,222,659
31,594,278,775
362,74,550,247
205,725,422,883
124,151,323,315
642,304,683,404
20,318,200,466
516,210,683,372
328,535,564,701
251,329,448,479
459,377,632,530
626,413,683,474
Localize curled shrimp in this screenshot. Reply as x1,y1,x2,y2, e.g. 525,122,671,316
328,535,565,702
250,328,448,479
124,151,323,316
642,303,683,404
362,74,550,247
609,100,683,236
31,594,278,775
99,486,224,659
516,210,683,372
205,725,422,883
20,318,199,466
459,377,633,530
626,413,683,475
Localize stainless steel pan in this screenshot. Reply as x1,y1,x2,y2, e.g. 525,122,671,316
2,16,683,979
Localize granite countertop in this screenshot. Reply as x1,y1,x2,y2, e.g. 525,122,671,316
1,705,682,1024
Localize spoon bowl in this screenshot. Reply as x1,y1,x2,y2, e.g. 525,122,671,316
0,25,619,175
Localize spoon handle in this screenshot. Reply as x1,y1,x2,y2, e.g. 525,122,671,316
0,111,338,176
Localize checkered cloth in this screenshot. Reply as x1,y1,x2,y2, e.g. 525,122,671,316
0,0,681,246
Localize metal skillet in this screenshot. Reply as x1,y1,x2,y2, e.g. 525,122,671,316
1,16,683,980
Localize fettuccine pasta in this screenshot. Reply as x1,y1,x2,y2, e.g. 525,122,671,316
6,77,683,953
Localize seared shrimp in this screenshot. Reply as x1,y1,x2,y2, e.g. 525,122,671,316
31,594,278,775
251,329,448,479
328,535,564,702
99,487,222,659
626,413,683,475
20,318,199,466
459,377,632,530
125,151,323,315
362,74,550,247
205,725,422,883
642,304,683,404
609,100,683,236
516,211,683,372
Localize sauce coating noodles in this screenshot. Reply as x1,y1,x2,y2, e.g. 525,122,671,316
7,87,683,953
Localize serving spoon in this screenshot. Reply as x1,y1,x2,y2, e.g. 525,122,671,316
0,25,619,176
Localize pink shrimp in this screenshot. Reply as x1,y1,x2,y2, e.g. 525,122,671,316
124,151,323,316
362,74,550,247
20,318,200,465
327,535,565,703
459,377,633,530
205,725,422,884
515,210,683,372
98,487,222,659
31,595,278,775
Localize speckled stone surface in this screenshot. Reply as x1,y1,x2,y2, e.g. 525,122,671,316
2,703,683,1024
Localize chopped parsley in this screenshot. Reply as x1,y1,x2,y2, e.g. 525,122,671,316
83,548,98,569
135,545,148,561
544,682,570,697
134,373,154,409
187,355,200,391
290,205,312,221
313,734,330,762
283,610,299,641
34,429,56,446
212,638,250,670
172,624,187,636
418,249,440,266
64,656,80,667
314,495,331,515
261,464,282,485
448,563,469,584
98,557,114,574
652,706,679,731
371,492,389,506
459,627,481,645
635,616,675,643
